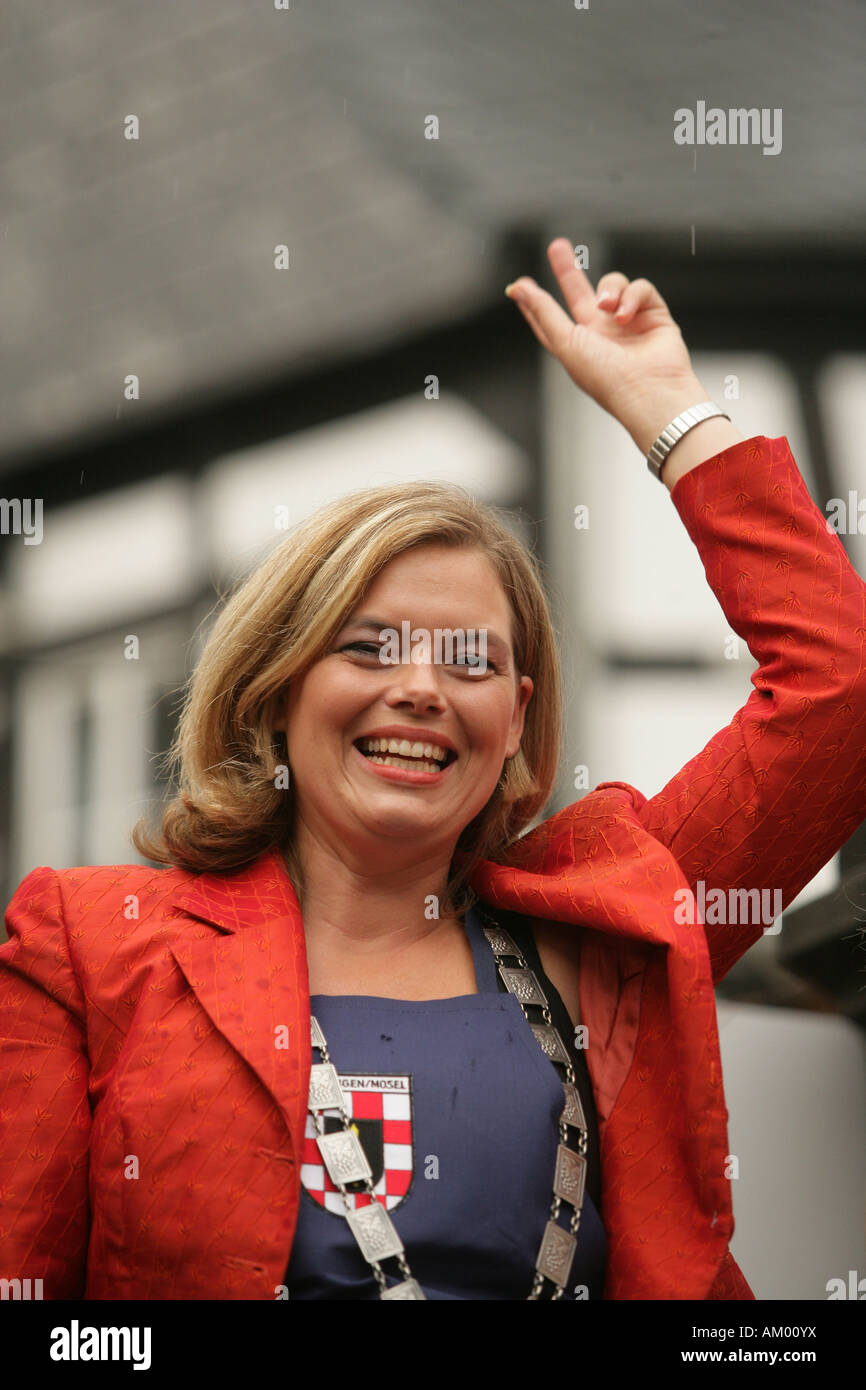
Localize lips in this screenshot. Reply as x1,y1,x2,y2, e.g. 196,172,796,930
350,737,457,786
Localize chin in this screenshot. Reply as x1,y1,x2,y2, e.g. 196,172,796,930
350,799,461,843
360,809,449,839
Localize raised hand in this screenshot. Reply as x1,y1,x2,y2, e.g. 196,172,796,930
507,240,699,429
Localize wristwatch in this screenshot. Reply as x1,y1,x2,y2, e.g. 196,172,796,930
646,401,731,481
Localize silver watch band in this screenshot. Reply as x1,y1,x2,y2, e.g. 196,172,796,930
646,401,731,480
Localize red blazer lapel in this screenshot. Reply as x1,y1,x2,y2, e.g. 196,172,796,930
167,848,311,1162
465,780,735,1294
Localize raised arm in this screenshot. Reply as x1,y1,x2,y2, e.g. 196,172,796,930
507,244,866,980
635,432,866,978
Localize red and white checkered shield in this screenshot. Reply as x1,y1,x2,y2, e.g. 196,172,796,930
300,1072,415,1215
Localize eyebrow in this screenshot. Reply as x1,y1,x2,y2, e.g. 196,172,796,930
343,615,512,657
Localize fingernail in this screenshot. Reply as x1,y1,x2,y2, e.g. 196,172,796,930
505,282,523,303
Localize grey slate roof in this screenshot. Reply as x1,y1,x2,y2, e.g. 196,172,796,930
0,0,863,462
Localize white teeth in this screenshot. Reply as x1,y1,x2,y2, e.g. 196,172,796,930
357,736,450,762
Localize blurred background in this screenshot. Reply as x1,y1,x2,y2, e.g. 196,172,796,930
1,0,864,1298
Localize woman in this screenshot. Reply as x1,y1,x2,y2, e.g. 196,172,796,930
2,241,865,1301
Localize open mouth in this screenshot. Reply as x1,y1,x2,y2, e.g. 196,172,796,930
354,736,457,774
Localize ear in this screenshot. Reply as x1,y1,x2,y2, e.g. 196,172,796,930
504,675,533,758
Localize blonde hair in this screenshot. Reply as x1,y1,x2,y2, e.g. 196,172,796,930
132,480,563,912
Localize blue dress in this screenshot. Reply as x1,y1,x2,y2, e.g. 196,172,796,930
285,906,607,1299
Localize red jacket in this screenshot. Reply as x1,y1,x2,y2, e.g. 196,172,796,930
2,435,865,1300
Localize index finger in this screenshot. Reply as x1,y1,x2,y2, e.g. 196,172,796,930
547,238,597,323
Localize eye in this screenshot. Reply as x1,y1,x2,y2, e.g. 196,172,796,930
451,652,497,674
340,641,382,657
337,640,500,672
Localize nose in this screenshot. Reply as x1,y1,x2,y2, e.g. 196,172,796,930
382,655,448,714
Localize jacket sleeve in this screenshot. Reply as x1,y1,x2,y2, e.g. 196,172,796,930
0,867,91,1297
636,434,866,983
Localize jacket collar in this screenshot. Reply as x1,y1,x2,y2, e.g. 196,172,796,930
463,780,691,953
159,783,668,1147
166,781,682,953
169,844,302,933
163,783,733,1289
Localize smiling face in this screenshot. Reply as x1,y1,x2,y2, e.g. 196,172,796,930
273,542,533,874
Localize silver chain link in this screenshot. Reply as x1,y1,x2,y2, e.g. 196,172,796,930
305,907,590,1301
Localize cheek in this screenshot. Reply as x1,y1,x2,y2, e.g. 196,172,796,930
285,667,366,746
283,679,320,757
459,687,517,745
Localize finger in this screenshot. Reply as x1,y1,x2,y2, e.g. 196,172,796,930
509,292,554,353
546,238,597,322
595,272,630,312
615,277,670,323
506,278,574,355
